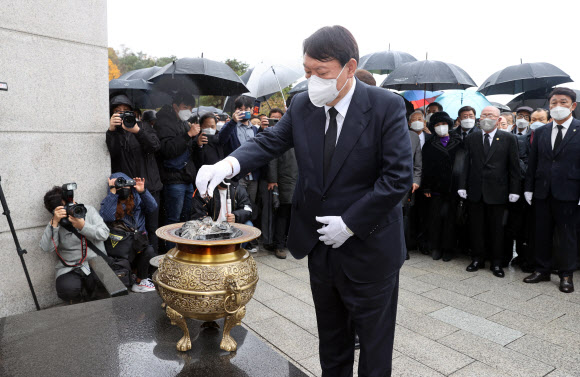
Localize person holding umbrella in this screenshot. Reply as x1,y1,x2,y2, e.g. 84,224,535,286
196,25,412,376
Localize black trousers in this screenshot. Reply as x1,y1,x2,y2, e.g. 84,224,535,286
145,190,161,255
503,200,528,265
427,195,456,251
273,204,292,249
468,201,507,265
55,269,98,302
534,197,578,277
309,243,399,377
130,245,156,279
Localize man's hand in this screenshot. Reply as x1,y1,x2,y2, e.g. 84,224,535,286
108,178,117,194
412,183,419,193
134,177,145,193
458,190,467,199
196,160,234,197
69,216,85,231
423,126,431,134
51,206,67,227
267,183,278,191
508,194,520,203
232,110,242,123
226,213,235,223
197,134,208,146
109,114,122,131
315,216,353,249
187,122,201,137
424,192,431,198
260,117,269,130
524,192,533,205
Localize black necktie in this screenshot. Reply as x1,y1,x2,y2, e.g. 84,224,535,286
554,125,563,150
462,131,467,140
324,107,339,183
483,133,491,156
518,132,522,135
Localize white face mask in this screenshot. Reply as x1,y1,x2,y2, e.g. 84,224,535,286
530,121,545,130
516,119,529,129
435,125,449,136
461,119,475,129
216,121,225,131
550,106,572,121
178,109,192,121
410,121,424,131
425,113,433,122
307,65,348,107
203,128,216,135
480,118,497,132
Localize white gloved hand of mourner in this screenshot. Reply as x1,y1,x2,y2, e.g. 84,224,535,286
457,190,467,199
316,216,353,249
524,192,533,205
509,194,520,203
195,159,235,197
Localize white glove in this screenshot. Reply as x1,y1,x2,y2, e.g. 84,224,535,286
509,194,520,203
524,192,533,205
457,190,467,199
316,216,353,249
195,160,233,197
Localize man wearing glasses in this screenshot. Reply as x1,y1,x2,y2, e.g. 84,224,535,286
458,106,521,278
513,106,534,135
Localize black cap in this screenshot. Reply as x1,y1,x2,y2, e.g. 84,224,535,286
515,106,533,115
110,94,134,109
429,111,454,129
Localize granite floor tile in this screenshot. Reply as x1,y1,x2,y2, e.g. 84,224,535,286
508,294,569,321
399,264,431,278
396,305,459,340
252,279,288,302
403,252,434,265
393,326,473,375
438,330,555,377
399,275,437,294
306,326,319,337
417,273,490,297
428,306,523,345
422,288,503,318
244,315,319,362
255,262,296,284
507,335,580,374
398,288,447,314
545,369,580,377
391,355,444,377
298,355,322,377
263,295,318,330
449,361,508,377
255,254,304,271
550,312,580,334
410,260,481,280
284,267,311,284
243,299,279,324
268,276,315,307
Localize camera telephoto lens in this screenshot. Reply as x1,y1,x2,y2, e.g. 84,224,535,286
71,204,87,219
120,112,137,128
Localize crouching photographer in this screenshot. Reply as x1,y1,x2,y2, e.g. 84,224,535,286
40,183,109,304
100,173,157,293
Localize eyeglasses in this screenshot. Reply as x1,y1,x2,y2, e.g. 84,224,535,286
480,114,498,119
516,114,530,120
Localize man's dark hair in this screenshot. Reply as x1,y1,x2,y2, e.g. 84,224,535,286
269,108,284,117
355,69,376,86
548,87,576,103
200,113,217,126
458,105,476,117
172,92,196,107
303,25,359,66
234,95,254,110
44,186,63,214
533,108,550,119
428,102,443,112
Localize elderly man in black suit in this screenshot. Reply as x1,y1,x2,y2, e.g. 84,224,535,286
524,87,579,293
458,106,521,277
196,26,412,376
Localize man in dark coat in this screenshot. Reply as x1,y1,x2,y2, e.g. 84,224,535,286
458,106,521,278
196,26,412,376
453,105,481,141
524,87,579,293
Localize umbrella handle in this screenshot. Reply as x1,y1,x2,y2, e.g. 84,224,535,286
271,66,287,111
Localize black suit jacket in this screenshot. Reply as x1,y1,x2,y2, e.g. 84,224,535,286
525,118,580,201
230,78,413,282
459,129,521,204
453,125,481,141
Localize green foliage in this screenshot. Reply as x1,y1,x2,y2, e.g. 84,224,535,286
225,58,249,76
113,45,177,75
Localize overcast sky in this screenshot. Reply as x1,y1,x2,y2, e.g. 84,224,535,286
108,0,580,104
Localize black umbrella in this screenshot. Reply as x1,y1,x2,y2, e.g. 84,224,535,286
477,62,573,96
149,58,248,96
359,48,417,74
506,87,580,111
381,60,477,91
109,78,171,109
490,102,511,112
118,66,162,80
288,80,308,95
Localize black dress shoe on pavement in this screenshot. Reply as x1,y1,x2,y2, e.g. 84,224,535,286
560,276,574,293
442,250,453,262
523,272,551,283
405,251,410,260
491,265,505,278
466,261,484,272
432,249,442,260
354,333,360,349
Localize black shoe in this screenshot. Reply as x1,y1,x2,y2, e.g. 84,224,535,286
405,251,410,260
560,276,574,293
466,260,484,272
354,333,360,349
432,249,442,260
442,251,453,262
523,272,551,283
491,265,505,278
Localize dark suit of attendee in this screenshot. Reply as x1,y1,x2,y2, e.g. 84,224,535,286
403,131,422,259
453,123,481,141
459,112,520,277
524,112,580,293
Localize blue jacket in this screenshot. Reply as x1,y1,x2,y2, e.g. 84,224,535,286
218,119,261,181
100,172,158,233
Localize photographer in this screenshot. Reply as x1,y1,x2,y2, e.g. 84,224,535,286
194,113,225,169
107,95,162,255
100,173,157,293
40,185,109,304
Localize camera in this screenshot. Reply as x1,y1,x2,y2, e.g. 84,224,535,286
217,114,229,121
188,114,200,124
119,111,137,128
268,118,279,127
60,182,87,225
114,177,136,189
242,111,251,120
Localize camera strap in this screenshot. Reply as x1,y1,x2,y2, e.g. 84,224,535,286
60,223,111,263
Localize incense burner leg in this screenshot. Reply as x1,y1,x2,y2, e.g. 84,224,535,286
220,306,246,352
166,305,191,351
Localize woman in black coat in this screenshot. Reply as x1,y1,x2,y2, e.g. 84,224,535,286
422,112,465,261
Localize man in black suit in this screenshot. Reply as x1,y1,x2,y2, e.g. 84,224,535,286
453,105,482,141
458,106,521,277
196,26,412,376
524,87,579,293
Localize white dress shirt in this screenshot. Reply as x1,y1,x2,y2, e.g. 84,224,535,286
551,116,573,148
516,127,528,136
418,131,425,148
482,127,498,146
324,79,356,145
217,188,228,222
